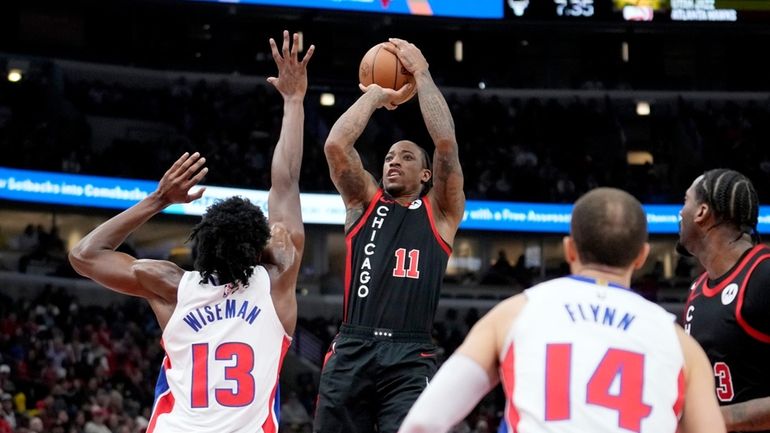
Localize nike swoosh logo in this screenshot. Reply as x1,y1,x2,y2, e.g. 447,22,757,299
419,352,436,358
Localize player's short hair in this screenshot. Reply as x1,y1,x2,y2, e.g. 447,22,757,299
417,145,433,196
694,169,760,243
571,188,647,268
188,197,270,287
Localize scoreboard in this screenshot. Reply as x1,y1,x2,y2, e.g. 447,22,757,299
189,0,770,23
506,0,770,23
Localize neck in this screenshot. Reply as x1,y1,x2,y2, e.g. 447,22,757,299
574,264,632,288
385,188,421,206
696,231,754,279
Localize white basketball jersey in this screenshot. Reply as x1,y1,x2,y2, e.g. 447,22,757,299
499,276,684,433
147,266,291,433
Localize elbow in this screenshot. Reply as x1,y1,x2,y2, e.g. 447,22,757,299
324,138,344,157
68,242,90,275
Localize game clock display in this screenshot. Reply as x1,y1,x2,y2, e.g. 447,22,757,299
505,0,770,23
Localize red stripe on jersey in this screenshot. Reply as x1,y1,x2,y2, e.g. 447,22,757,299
422,195,452,256
544,344,571,420
262,336,292,433
683,273,708,324
343,190,384,322
500,344,520,433
146,385,175,433
673,368,685,419
735,254,770,343
702,245,765,297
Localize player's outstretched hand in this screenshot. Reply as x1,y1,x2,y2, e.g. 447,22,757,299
155,152,207,205
268,30,315,100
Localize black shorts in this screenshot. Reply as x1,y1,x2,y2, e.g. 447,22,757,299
313,324,440,433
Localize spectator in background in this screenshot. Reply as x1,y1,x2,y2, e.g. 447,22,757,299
0,393,16,430
480,251,515,285
85,406,112,433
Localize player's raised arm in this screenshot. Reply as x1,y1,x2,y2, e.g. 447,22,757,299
324,69,413,231
69,153,207,305
263,31,313,335
265,30,313,253
385,38,465,243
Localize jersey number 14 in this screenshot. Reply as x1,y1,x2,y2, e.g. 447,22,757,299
545,344,652,433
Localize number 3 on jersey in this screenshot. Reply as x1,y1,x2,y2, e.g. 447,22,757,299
545,344,652,433
191,342,255,408
713,362,734,402
393,248,420,279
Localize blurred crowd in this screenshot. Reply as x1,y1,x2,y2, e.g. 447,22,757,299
1,62,769,204
0,284,507,433
0,288,160,433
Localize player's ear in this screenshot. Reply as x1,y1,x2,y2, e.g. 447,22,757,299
632,242,651,271
563,236,578,264
694,202,710,223
421,168,432,183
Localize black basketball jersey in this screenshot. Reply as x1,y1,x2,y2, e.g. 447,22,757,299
343,189,452,333
683,244,770,416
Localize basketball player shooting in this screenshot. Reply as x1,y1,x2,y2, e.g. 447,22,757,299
68,30,313,433
314,38,465,433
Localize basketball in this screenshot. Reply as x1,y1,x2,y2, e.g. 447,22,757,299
359,43,416,104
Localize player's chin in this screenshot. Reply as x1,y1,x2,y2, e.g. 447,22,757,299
384,182,404,196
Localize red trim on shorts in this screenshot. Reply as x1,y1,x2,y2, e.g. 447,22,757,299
261,336,292,433
673,368,685,419
321,340,336,370
500,344,520,433
422,195,452,256
735,253,770,343
343,190,383,322
702,245,764,297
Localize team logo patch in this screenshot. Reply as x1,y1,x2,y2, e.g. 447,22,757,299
409,199,423,209
721,283,739,305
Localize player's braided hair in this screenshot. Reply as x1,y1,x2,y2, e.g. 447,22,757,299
694,169,760,243
188,197,271,287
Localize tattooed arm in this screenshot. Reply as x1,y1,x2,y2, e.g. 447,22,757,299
387,39,465,244
324,83,412,231
720,398,770,432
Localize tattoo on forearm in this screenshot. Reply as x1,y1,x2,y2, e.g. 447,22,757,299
419,83,455,142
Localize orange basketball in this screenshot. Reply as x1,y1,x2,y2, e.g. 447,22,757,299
359,43,416,105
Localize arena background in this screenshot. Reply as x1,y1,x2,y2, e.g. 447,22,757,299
1,0,769,431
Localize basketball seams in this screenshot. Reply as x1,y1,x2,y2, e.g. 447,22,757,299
372,44,382,90
393,49,399,90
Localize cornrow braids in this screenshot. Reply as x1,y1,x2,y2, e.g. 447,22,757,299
694,169,760,243
188,197,271,288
